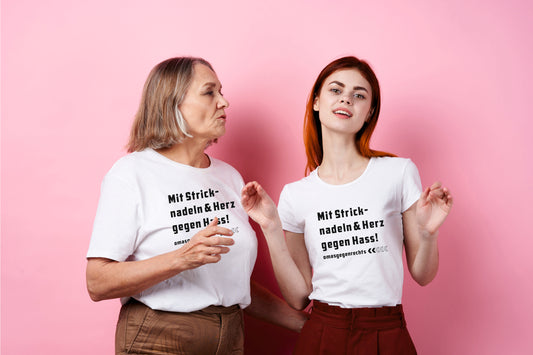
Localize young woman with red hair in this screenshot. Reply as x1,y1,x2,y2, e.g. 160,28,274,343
242,56,453,354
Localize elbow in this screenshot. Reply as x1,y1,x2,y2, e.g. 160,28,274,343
89,293,103,303
412,272,437,287
283,286,312,311
408,261,438,287
86,271,112,302
86,258,115,302
288,295,311,311
415,278,432,287
86,280,105,302
86,268,102,302
290,302,308,311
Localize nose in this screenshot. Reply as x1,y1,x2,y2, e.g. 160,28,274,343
218,95,229,109
339,95,352,105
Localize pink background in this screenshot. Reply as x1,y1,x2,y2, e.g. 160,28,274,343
2,0,532,354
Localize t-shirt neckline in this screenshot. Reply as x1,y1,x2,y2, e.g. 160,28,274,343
144,148,214,172
313,157,374,188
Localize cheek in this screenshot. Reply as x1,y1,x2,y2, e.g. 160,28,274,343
181,101,205,119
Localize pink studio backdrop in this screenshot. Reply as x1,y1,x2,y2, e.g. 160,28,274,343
2,0,532,354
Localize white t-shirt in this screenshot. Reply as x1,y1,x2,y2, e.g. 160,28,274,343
278,157,421,308
87,148,257,312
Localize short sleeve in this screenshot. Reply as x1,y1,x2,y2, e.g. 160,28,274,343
86,173,141,261
277,185,305,233
401,159,423,212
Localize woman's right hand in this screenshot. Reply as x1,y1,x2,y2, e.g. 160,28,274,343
241,181,282,232
175,217,235,270
86,217,234,301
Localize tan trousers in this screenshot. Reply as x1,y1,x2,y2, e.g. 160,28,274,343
115,298,244,355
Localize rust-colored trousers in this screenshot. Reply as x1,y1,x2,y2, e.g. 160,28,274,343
294,301,417,355
115,298,244,355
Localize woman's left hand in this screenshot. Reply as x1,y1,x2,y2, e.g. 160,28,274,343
241,181,281,230
416,181,453,236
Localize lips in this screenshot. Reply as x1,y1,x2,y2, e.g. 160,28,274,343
333,108,353,118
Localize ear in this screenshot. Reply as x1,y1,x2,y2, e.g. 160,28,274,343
366,107,374,121
313,97,320,111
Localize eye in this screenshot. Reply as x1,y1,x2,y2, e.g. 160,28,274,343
353,93,366,100
330,88,341,94
203,91,214,96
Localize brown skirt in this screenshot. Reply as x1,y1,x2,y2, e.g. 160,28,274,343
294,301,417,355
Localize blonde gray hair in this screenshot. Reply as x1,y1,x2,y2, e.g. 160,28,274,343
127,57,214,152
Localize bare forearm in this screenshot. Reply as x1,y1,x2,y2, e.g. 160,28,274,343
261,227,312,310
240,183,312,309
409,234,439,286
245,280,308,332
86,253,183,301
87,220,235,302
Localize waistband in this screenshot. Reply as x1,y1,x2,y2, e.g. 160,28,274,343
128,297,240,315
199,304,241,315
311,301,406,330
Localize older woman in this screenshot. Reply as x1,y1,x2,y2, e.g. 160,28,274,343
86,57,304,354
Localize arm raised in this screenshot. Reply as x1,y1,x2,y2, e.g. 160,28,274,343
404,182,453,286
242,182,313,310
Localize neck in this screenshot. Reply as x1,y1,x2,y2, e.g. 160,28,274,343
156,138,210,168
318,130,369,184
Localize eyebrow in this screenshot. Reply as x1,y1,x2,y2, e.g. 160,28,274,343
202,82,219,89
328,80,368,92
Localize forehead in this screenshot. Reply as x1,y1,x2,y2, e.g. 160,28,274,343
190,63,220,88
324,69,371,90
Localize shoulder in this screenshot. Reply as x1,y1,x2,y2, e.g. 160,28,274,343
208,157,246,190
372,156,415,168
209,157,243,179
284,171,316,189
280,171,317,199
371,156,418,174
106,150,152,176
367,157,420,188
101,150,161,191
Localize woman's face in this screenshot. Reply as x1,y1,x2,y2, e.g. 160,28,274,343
313,69,372,136
179,64,229,141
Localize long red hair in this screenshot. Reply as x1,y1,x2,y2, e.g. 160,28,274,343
303,56,395,174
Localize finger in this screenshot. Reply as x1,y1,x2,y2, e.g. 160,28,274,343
429,186,443,195
445,194,454,208
202,254,222,264
205,217,226,233
430,181,442,189
420,187,430,201
243,181,258,190
206,246,231,255
241,187,254,202
208,236,235,246
208,217,218,227
253,183,274,204
203,225,234,237
242,182,258,196
255,182,266,197
195,219,233,239
417,188,430,208
241,185,250,199
429,188,444,200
